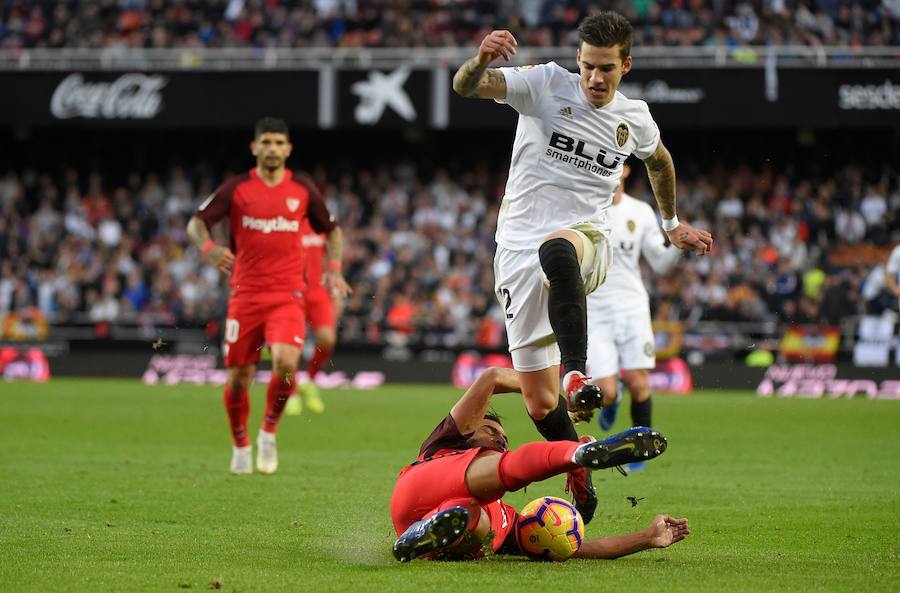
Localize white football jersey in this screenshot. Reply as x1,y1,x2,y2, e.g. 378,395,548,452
887,244,900,286
588,193,680,317
494,62,660,251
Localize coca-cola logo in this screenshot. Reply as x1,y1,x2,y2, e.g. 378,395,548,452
50,73,167,120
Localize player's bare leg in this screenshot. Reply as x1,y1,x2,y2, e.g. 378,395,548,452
225,364,255,474
519,363,598,523
595,375,619,408
257,342,301,474
595,374,622,431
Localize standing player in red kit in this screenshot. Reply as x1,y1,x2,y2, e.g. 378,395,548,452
187,117,350,475
284,219,341,416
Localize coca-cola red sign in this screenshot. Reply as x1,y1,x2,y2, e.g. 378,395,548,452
50,72,167,120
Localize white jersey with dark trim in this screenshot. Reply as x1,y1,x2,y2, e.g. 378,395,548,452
588,193,680,317
887,244,900,287
494,62,660,251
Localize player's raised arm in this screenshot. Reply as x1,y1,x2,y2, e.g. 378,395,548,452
450,367,520,434
643,140,713,256
452,30,516,99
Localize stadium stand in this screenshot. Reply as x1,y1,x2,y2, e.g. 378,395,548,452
1,0,897,50
1,156,897,348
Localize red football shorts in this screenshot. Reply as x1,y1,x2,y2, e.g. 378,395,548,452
390,448,516,553
223,293,306,367
304,285,335,330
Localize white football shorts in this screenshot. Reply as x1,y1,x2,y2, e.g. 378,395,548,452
586,308,656,378
494,222,612,372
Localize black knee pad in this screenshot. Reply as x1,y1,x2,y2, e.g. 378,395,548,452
539,238,581,287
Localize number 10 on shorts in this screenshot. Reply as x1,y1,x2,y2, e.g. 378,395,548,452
225,318,240,343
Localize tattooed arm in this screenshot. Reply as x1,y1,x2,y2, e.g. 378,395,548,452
452,61,508,99
643,140,677,220
452,30,517,99
643,140,714,255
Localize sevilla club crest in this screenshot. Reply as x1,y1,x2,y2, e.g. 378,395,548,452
286,197,300,212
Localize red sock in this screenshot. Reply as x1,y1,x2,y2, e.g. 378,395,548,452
497,441,579,492
262,371,296,433
223,385,250,447
307,346,333,380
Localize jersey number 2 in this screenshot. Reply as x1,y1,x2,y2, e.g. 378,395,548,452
500,288,513,319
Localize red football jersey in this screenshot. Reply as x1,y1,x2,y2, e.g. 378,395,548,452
196,169,335,298
300,219,327,288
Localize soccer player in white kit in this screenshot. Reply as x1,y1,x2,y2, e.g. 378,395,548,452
587,164,681,471
452,11,713,524
885,244,900,310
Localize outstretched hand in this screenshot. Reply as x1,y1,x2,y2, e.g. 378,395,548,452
647,515,690,548
477,30,517,65
666,222,713,256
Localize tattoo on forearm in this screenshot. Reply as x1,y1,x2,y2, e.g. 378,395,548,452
187,217,211,249
326,227,343,264
646,153,677,220
453,57,489,96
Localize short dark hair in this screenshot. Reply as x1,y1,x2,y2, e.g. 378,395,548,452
578,11,633,63
254,116,290,139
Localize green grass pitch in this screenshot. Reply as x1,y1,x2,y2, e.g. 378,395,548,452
1,379,898,593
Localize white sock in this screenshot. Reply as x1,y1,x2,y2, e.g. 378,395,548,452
258,429,276,444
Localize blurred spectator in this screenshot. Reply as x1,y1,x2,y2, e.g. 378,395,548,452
0,0,896,50
3,152,900,350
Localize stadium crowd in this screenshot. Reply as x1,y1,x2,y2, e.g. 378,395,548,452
0,157,897,347
1,0,898,50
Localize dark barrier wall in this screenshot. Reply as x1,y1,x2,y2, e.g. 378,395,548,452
4,67,899,129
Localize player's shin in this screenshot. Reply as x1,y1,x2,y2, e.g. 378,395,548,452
539,238,587,375
497,441,580,491
530,395,579,442
631,397,652,428
223,385,250,447
262,370,296,433
307,346,333,380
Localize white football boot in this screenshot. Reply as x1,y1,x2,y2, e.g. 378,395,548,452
230,445,252,475
256,430,278,475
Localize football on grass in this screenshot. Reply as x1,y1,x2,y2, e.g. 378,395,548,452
516,496,584,561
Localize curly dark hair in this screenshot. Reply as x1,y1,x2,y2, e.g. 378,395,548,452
577,11,633,63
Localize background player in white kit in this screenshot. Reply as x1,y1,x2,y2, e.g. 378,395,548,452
452,12,713,524
587,164,681,472
885,244,900,310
